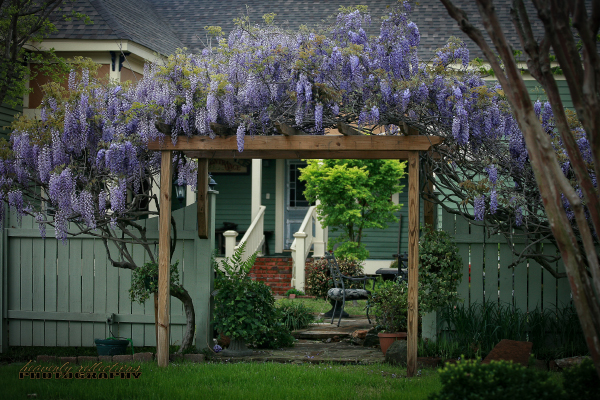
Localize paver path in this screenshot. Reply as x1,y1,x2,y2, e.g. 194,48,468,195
214,316,385,364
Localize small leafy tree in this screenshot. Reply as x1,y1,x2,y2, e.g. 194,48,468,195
300,159,406,261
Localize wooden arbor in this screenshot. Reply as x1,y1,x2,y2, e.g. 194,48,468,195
148,133,442,376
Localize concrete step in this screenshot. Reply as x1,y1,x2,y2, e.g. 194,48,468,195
293,318,372,340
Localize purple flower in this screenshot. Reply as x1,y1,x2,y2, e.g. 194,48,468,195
474,195,485,221
213,345,222,353
236,124,245,152
36,212,46,239
515,206,523,226
315,103,323,132
406,22,420,47
401,89,410,112
489,189,498,214
534,100,542,119
370,106,379,124
486,164,498,185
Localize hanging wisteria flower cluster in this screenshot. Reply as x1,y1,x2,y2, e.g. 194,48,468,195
0,1,593,248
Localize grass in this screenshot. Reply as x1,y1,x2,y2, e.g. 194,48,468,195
275,297,369,317
1,361,442,400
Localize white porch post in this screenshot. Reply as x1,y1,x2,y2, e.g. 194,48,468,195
275,159,284,254
292,232,307,291
312,200,327,258
223,230,238,259
251,159,262,220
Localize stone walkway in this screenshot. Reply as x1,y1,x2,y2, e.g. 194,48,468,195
213,316,386,364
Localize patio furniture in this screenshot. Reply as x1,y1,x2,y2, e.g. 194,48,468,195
325,252,376,327
375,252,408,282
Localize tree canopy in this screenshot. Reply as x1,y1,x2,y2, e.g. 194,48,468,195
0,0,90,107
300,159,405,261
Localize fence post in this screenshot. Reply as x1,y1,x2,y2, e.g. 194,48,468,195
223,231,238,258
421,311,438,342
0,205,6,352
194,189,218,352
293,232,307,291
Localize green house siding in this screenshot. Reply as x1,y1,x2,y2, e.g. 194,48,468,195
524,78,573,109
0,101,22,139
213,160,277,255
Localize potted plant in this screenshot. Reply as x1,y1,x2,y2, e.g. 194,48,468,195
369,279,409,355
213,243,294,356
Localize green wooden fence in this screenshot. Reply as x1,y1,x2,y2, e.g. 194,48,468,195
0,199,216,352
441,208,572,312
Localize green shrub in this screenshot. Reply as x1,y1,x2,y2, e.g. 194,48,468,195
277,299,315,330
429,358,564,400
213,243,294,349
369,279,408,332
562,358,600,400
304,257,364,300
419,226,463,313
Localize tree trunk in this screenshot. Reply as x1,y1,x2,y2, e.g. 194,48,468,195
170,285,195,354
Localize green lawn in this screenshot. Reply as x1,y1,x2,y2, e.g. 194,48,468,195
276,297,369,317
2,361,441,400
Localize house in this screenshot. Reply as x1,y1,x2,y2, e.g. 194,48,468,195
16,0,568,293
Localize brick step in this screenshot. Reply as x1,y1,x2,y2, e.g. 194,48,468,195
250,257,293,295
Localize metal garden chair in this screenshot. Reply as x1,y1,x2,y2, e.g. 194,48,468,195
325,252,377,327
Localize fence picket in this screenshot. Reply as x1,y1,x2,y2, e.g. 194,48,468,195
498,244,514,306
513,244,528,312
8,238,21,345
93,239,108,341
44,239,57,346
105,241,119,338
539,244,555,310
484,243,499,304
470,239,484,306
81,239,94,346
56,240,70,346
550,244,572,306
32,238,45,346
20,238,33,346
68,239,82,346
117,253,133,342
528,257,543,311
130,244,146,347
170,220,185,347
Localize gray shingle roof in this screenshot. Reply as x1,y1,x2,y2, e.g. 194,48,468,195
48,0,185,56
145,0,547,60
46,0,553,60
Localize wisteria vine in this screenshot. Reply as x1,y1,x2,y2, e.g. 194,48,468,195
0,1,595,276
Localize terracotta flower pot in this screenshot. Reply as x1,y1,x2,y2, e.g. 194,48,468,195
378,332,407,356
289,294,296,299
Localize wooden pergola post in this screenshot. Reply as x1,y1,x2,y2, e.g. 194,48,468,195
149,134,439,371
407,150,420,377
157,151,173,368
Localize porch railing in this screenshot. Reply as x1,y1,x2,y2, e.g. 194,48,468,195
290,205,326,291
224,205,266,260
